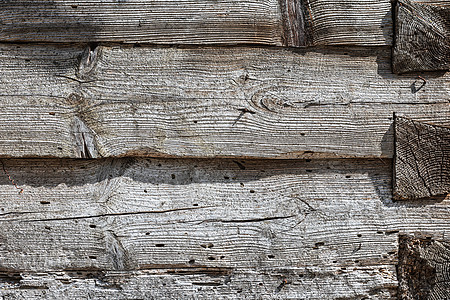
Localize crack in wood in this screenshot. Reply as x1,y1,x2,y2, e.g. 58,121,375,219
394,115,450,200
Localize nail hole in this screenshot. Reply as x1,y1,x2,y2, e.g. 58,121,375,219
193,120,198,123
346,175,351,178
144,189,147,193
208,256,216,260
171,174,176,179
249,190,255,193
88,256,96,259
145,232,150,235
188,259,195,264
357,234,362,237
224,176,230,180
155,244,165,247
267,254,275,259
193,203,198,207
89,224,96,228
40,201,50,205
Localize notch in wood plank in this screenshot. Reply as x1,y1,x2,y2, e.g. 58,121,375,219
397,234,450,299
393,115,450,200
393,0,450,74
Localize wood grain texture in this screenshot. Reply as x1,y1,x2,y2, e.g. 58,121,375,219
393,0,450,74
0,158,450,299
0,158,449,298
394,116,450,200
1,44,449,159
397,235,450,300
0,0,392,46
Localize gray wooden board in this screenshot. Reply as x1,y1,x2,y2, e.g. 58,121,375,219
0,0,392,46
0,158,449,298
0,44,449,159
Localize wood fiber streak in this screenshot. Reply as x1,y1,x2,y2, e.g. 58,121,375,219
397,235,450,300
393,0,450,73
0,44,449,158
0,0,392,46
0,158,449,298
394,116,450,200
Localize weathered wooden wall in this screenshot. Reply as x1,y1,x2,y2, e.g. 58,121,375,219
0,0,449,299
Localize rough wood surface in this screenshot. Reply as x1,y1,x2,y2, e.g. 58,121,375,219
0,158,449,298
0,44,449,159
0,0,392,46
394,116,450,200
393,0,450,74
397,235,450,300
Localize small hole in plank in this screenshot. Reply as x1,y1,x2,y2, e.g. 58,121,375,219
249,190,255,193
89,224,96,228
88,256,96,259
188,259,195,264
155,244,165,247
40,201,50,205
208,256,216,260
267,254,275,259
171,174,176,179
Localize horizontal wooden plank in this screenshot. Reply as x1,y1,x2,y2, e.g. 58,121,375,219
0,0,392,46
0,158,449,298
0,44,449,158
0,269,396,299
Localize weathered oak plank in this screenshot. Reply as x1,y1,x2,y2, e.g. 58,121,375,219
393,0,450,74
0,0,392,46
394,116,450,200
1,44,449,158
0,158,449,298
